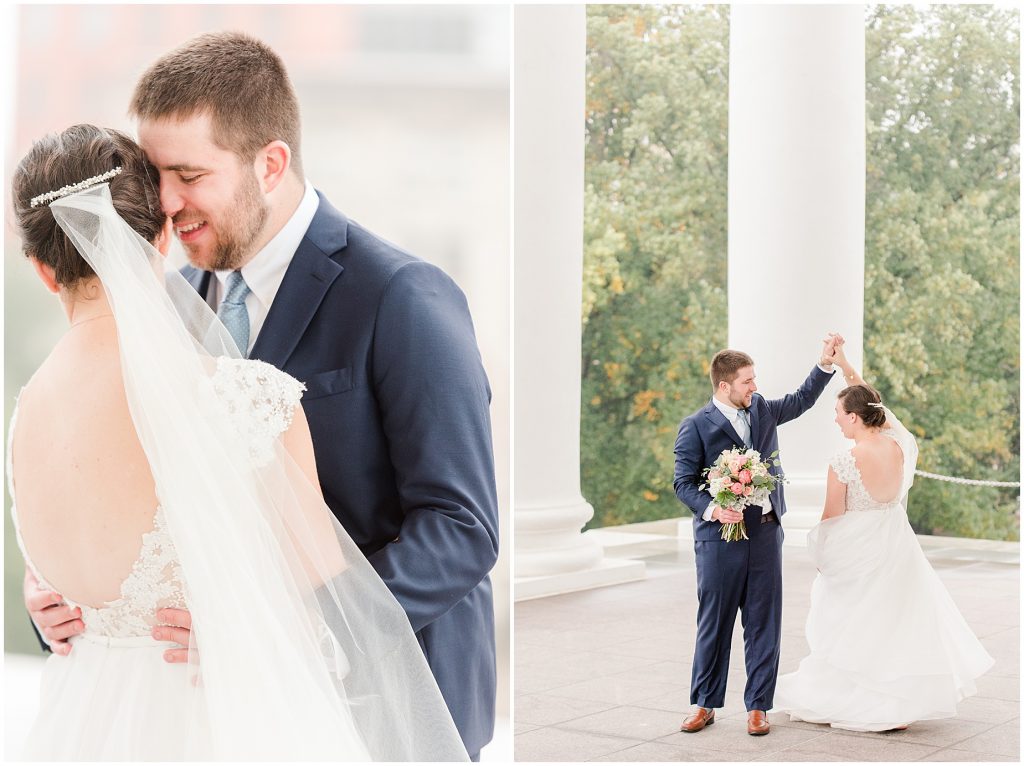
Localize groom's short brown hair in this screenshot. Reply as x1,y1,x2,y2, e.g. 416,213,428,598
129,31,303,176
710,350,754,389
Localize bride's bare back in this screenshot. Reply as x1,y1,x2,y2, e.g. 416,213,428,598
12,320,159,608
850,432,904,504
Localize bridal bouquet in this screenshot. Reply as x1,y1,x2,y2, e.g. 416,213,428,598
700,448,784,542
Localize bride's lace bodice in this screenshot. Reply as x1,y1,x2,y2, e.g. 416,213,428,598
7,358,305,639
829,429,903,513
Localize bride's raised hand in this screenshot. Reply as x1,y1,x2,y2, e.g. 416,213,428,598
153,607,194,664
831,337,850,369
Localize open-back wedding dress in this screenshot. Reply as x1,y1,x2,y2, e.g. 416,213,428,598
773,408,993,731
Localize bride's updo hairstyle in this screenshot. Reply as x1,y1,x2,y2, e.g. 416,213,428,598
837,384,887,428
12,124,164,288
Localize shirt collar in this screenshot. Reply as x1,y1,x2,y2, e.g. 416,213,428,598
712,396,743,420
214,180,319,308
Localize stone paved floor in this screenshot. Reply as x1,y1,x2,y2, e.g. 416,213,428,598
515,541,1019,762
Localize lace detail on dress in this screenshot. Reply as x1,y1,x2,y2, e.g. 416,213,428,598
828,448,898,513
76,507,188,638
210,358,306,467
7,359,305,639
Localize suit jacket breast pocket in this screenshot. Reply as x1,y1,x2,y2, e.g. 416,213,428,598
302,367,354,400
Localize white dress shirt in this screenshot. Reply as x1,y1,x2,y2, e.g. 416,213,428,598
210,181,319,355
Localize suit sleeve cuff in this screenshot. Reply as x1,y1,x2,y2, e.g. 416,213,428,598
817,363,835,374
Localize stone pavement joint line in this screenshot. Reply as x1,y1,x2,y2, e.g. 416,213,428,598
515,541,1020,762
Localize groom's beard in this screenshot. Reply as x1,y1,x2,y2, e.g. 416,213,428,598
179,172,269,272
727,390,752,409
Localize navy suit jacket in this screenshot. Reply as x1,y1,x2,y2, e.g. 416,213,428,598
183,192,499,754
673,366,834,541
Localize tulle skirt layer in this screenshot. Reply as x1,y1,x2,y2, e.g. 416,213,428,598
774,505,993,732
22,633,208,760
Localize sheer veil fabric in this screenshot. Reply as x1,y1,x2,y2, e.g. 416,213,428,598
49,185,468,761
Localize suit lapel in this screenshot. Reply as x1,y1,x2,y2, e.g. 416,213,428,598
704,400,744,449
249,238,344,368
248,192,349,368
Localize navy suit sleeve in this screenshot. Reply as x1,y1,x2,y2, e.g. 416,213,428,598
764,365,835,425
365,261,499,633
674,417,710,516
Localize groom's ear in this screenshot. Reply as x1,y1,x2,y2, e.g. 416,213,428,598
255,140,292,195
29,257,60,294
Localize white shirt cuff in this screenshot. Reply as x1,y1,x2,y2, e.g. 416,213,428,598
818,362,835,374
702,501,716,522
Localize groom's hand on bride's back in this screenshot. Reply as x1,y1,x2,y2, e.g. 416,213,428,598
24,569,82,656
153,608,192,663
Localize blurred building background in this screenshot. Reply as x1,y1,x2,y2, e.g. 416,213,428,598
4,4,510,756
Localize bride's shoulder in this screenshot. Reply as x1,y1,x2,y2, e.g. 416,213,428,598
210,357,306,418
208,358,307,464
212,357,305,396
828,447,858,484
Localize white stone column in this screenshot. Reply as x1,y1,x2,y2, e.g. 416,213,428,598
727,5,866,544
514,4,645,600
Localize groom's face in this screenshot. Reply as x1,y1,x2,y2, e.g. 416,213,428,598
139,113,269,271
722,365,757,409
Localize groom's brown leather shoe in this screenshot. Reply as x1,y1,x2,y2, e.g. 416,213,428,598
747,710,770,736
679,707,715,732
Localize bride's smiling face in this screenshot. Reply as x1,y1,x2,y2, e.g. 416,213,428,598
139,113,268,272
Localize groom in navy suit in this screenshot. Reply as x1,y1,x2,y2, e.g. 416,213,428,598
673,343,836,737
129,32,497,758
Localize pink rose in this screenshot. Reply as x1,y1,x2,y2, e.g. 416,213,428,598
709,469,721,480
731,482,745,495
728,459,743,474
738,469,752,484
744,486,754,496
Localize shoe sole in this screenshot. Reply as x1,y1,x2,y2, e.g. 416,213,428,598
748,729,770,736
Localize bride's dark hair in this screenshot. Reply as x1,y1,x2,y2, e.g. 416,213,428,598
837,384,887,428
12,124,164,288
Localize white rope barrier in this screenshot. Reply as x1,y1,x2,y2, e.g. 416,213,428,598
914,470,1020,489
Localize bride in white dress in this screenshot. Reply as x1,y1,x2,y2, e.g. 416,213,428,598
8,124,468,761
773,339,994,732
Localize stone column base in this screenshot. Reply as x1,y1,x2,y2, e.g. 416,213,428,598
515,557,646,601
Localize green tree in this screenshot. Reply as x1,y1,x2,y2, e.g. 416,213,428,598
865,5,1020,540
582,5,729,527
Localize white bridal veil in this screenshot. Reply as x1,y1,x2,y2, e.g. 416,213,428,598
49,185,468,761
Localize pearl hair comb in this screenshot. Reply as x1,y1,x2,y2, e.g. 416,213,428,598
30,167,123,208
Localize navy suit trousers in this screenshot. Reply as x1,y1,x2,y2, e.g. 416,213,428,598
691,514,784,711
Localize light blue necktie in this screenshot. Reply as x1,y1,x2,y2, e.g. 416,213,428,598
737,409,752,448
218,271,251,356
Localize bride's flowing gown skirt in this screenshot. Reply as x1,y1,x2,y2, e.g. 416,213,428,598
774,504,994,731
22,635,210,761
